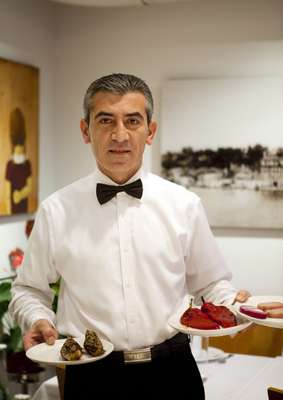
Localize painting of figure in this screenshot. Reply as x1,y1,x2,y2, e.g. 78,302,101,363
0,58,38,215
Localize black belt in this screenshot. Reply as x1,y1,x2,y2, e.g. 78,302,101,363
109,333,190,364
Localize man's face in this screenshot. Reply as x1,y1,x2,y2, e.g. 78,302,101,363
80,91,157,184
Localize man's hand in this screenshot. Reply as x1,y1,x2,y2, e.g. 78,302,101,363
233,289,251,304
229,290,252,337
23,319,58,350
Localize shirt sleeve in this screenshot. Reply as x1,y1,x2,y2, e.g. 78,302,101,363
185,198,237,303
9,204,60,333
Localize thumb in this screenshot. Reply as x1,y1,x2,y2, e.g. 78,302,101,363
36,320,58,345
43,330,57,344
235,290,251,303
43,328,58,345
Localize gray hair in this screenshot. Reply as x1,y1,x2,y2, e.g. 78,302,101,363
83,73,154,125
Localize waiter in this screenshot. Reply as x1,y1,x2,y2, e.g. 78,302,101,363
9,73,249,399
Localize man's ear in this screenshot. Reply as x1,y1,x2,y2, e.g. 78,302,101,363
146,121,157,145
80,119,90,144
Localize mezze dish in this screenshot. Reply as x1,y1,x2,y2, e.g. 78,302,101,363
26,329,113,366
235,295,283,329
169,297,251,337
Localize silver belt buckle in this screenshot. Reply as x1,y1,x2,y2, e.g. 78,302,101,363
123,348,152,364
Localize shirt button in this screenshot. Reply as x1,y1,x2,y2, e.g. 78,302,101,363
123,248,129,253
126,282,131,288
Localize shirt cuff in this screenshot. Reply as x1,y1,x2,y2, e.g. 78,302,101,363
26,311,56,333
194,279,237,306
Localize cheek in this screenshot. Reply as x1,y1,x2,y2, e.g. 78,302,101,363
92,141,101,156
92,136,107,155
133,143,146,159
137,136,148,151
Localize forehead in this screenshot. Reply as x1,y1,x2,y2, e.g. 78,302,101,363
90,91,147,117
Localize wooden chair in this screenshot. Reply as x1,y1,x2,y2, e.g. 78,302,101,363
268,387,283,400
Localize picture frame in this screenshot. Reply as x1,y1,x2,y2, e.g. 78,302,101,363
0,57,39,216
161,77,283,229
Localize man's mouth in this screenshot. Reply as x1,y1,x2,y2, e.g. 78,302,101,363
109,149,131,154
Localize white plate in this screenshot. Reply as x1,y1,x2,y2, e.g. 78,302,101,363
26,337,114,366
234,295,283,329
168,306,252,337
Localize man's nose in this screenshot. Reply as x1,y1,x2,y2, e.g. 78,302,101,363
111,120,129,142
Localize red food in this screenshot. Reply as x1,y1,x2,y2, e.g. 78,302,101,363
201,298,237,328
240,305,267,319
181,307,220,330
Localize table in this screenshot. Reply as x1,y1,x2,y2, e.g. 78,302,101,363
31,354,283,400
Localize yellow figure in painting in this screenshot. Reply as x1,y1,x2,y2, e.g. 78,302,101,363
4,108,32,214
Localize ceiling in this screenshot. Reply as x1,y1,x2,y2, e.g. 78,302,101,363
49,0,192,7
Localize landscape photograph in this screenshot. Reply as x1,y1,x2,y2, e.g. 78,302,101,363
161,77,283,229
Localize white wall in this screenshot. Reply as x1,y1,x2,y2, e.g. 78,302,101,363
52,0,283,295
52,0,283,187
0,0,56,202
0,0,56,278
0,0,282,293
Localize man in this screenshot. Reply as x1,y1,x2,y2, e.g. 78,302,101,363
9,73,249,399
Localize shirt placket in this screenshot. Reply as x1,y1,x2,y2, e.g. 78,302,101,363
117,192,138,349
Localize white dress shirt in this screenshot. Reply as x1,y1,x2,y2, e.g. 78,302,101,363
10,168,237,350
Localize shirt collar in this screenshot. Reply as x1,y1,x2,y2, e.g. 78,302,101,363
94,166,144,186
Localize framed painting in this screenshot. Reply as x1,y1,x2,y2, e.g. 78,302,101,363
161,77,283,229
0,57,39,216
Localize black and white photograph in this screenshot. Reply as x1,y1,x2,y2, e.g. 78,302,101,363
161,77,283,229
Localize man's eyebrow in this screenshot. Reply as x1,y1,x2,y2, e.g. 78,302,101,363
126,112,144,119
94,111,113,119
94,111,144,119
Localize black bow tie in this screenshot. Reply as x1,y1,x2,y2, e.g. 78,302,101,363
96,179,143,205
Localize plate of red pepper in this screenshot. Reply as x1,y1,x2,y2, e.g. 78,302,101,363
169,297,251,337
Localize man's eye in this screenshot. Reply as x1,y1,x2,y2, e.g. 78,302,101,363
127,118,140,126
99,118,112,124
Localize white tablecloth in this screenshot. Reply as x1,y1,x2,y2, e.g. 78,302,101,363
32,376,59,400
32,354,283,400
199,354,283,400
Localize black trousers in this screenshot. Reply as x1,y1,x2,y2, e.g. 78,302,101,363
64,333,205,399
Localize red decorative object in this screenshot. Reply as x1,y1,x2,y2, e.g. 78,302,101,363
9,248,24,269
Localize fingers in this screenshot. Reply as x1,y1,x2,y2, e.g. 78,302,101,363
23,333,38,350
23,319,58,350
44,328,58,345
234,290,251,303
38,320,58,345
